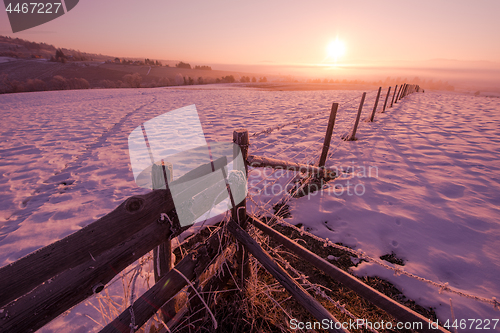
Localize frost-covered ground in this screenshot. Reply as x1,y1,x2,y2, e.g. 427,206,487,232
0,85,499,331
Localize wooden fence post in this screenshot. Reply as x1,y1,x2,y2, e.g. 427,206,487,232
369,87,382,122
227,221,348,333
233,129,248,225
346,92,366,141
151,162,174,281
382,86,391,112
394,84,403,103
318,102,339,167
390,84,398,107
400,84,407,100
151,162,176,322
233,129,250,287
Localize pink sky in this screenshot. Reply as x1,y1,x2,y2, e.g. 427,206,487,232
1,0,499,72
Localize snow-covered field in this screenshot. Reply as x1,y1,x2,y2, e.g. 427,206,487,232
0,85,499,331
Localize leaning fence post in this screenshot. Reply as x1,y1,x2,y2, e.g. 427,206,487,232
318,102,339,168
382,86,391,112
151,162,174,282
390,85,398,107
370,87,382,122
151,162,175,322
400,84,407,100
233,129,249,226
233,129,250,286
394,84,403,103
345,92,366,141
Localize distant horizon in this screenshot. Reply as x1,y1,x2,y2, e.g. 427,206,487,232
2,33,500,92
3,33,500,70
2,1,499,66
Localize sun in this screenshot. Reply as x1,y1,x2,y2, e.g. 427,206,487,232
326,39,346,62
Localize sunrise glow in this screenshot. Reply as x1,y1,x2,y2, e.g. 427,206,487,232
326,39,346,62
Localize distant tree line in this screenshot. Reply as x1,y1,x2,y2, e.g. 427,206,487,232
144,58,162,66
0,73,90,94
175,62,213,70
0,35,55,51
109,58,165,66
216,75,235,83
194,65,212,70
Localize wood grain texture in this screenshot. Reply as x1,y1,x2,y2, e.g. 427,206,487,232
100,229,226,333
0,218,173,333
0,189,175,309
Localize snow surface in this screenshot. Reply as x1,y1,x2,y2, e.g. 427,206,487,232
0,85,499,331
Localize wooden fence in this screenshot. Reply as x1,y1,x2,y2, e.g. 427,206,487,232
0,83,448,333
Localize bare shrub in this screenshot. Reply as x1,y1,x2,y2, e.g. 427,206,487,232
175,73,184,85
49,75,69,90
25,79,47,91
99,80,117,88
0,73,9,93
123,73,142,88
156,77,170,87
120,80,130,88
67,78,90,90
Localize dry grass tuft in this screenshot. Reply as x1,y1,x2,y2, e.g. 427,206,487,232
87,218,436,333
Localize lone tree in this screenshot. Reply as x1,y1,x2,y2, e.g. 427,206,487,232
176,61,192,69
55,49,66,63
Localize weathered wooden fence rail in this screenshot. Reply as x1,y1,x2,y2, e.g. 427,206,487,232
0,189,176,310
250,216,448,333
0,83,436,333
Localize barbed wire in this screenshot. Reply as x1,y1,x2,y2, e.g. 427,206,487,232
250,93,371,139
244,89,499,311
259,234,380,333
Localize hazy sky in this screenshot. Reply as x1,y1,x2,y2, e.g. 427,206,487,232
1,0,499,68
